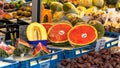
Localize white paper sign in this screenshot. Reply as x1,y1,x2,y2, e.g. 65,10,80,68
118,36,120,47
95,39,106,52
107,8,116,12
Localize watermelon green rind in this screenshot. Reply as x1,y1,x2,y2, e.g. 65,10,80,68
52,41,69,47
90,22,105,39
0,49,10,58
39,43,49,53
32,43,49,57
14,44,32,56
89,20,105,39
71,41,96,48
68,24,97,46
34,50,48,57
48,23,72,44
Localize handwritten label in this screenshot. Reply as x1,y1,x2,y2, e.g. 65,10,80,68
95,39,106,52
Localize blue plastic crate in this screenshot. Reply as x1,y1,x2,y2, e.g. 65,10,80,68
16,47,63,68
37,46,102,68
36,39,118,68
0,59,19,68
104,31,120,37
18,50,64,68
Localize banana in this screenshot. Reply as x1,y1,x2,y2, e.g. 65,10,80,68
26,22,47,41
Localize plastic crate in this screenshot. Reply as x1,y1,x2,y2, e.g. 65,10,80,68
18,50,64,68
104,31,120,37
0,58,19,68
37,39,118,68
16,47,63,68
31,48,97,68
1,62,19,68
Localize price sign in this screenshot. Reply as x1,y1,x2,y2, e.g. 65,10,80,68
118,36,120,47
95,39,106,52
107,8,116,12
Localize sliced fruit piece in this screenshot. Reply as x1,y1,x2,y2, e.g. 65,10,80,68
32,42,49,57
0,42,15,58
68,24,97,47
14,38,32,56
26,22,47,41
48,23,72,46
41,23,53,33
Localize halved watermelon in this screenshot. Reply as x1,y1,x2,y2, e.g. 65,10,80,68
14,38,32,56
0,42,15,58
48,23,72,46
68,24,97,47
41,23,53,33
32,42,49,57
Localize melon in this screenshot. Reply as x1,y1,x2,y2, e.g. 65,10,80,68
68,24,97,47
41,23,53,33
48,23,72,46
52,11,65,22
26,22,47,41
63,2,78,14
50,2,63,13
89,20,105,39
66,13,85,26
32,42,49,57
79,0,92,8
93,0,104,7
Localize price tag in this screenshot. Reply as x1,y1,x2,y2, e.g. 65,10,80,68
95,39,106,52
118,36,120,47
107,8,116,12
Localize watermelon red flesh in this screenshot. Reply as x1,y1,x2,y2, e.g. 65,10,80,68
42,23,53,33
68,25,97,45
17,38,32,48
0,44,14,54
32,43,49,56
48,23,72,43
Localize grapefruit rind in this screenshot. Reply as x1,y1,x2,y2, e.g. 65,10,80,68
68,24,97,46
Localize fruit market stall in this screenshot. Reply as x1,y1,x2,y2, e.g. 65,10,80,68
0,0,120,68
